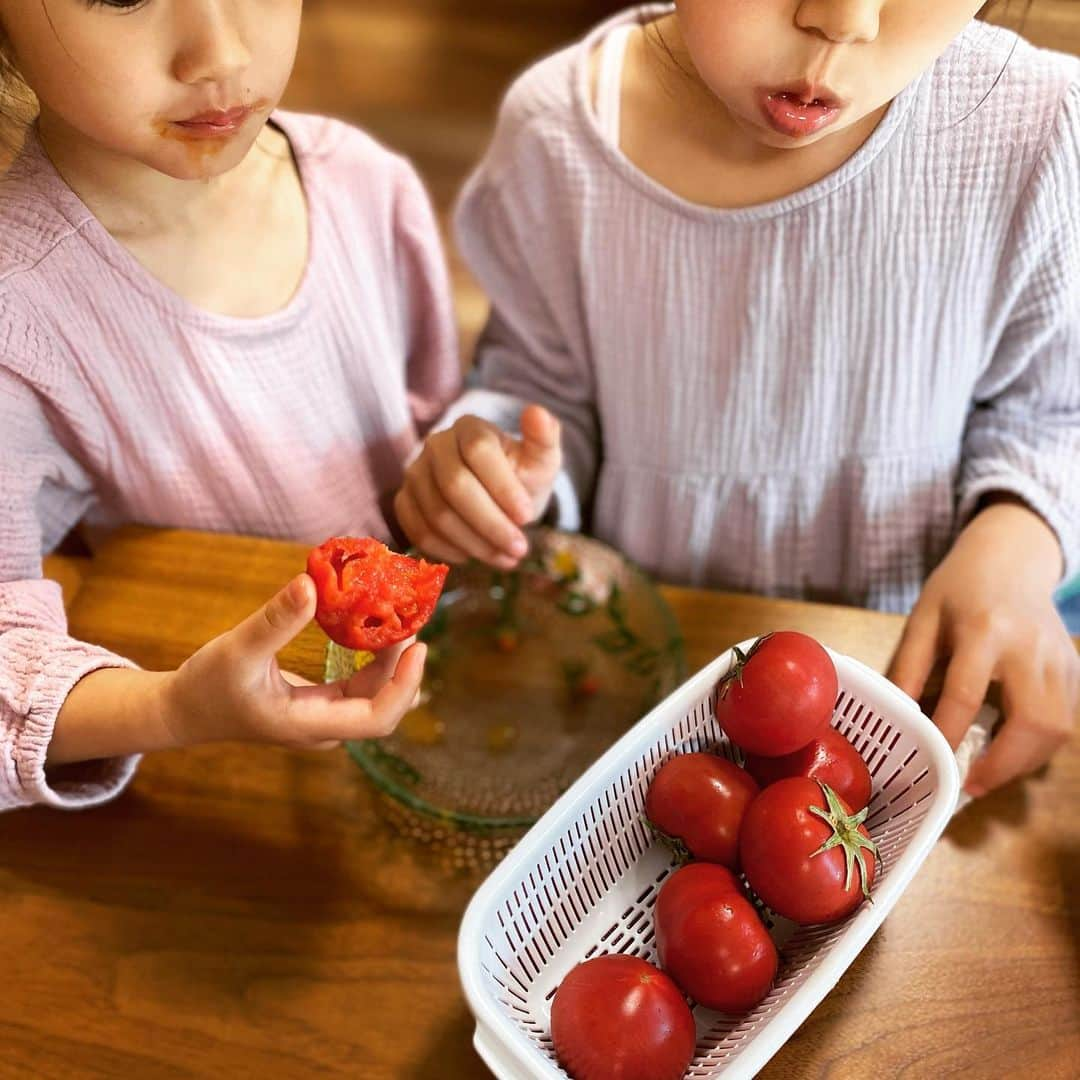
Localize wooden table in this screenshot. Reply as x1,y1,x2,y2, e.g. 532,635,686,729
2,528,1077,1079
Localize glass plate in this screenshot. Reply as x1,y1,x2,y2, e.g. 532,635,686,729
325,528,686,866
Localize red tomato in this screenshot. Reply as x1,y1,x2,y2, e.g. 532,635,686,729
743,727,872,811
740,778,879,925
306,536,448,651
550,955,696,1080
715,631,838,756
645,753,759,869
655,863,777,1014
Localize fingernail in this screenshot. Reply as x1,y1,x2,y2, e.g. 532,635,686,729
964,781,985,799
510,534,528,556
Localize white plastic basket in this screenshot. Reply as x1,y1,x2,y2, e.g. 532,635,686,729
458,642,961,1079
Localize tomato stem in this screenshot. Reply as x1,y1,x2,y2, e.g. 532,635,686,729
717,633,774,699
808,781,880,902
641,815,692,866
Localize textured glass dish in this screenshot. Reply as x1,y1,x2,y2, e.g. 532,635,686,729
325,528,686,868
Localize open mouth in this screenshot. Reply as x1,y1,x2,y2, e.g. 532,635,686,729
760,87,844,138
772,89,839,111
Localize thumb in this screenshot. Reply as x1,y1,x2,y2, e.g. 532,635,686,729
516,404,561,478
232,573,316,659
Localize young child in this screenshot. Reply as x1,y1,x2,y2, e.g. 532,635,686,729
397,1,1080,798
0,0,458,810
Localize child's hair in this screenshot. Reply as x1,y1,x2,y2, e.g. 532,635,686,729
0,29,36,162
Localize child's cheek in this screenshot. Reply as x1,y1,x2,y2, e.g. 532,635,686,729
7,9,159,149
674,0,771,98
676,0,773,51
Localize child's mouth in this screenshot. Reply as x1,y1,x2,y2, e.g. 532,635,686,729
760,87,844,139
171,106,254,139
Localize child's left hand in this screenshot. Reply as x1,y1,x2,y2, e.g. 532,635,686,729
887,498,1079,798
394,404,562,568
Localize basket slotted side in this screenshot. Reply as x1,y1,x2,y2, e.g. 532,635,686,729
461,650,959,1079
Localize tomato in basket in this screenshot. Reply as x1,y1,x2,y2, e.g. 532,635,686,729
306,536,448,651
743,727,872,811
740,778,879,925
645,752,759,869
715,631,838,756
550,954,696,1080
655,862,778,1014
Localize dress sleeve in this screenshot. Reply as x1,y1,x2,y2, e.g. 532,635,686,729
0,325,140,811
452,124,600,531
957,80,1080,581
392,158,464,436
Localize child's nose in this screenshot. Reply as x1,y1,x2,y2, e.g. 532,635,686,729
795,0,882,46
172,0,253,85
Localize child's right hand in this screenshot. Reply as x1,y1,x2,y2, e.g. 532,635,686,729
163,573,426,751
394,404,562,568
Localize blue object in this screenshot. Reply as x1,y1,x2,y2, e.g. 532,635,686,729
1056,575,1080,634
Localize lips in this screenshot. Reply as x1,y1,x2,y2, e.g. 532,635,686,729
760,84,845,139
172,105,253,137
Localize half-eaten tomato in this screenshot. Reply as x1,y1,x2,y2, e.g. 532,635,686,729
306,536,448,651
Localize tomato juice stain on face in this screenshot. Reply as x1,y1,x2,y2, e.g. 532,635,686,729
154,102,270,171
156,120,233,167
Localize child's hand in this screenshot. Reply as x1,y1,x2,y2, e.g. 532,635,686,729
887,499,1078,798
163,574,426,751
394,404,562,568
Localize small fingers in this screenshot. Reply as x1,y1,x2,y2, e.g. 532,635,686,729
514,405,562,498
963,715,1065,797
231,574,316,659
886,608,941,703
519,404,560,454
394,482,470,564
340,639,408,699
428,436,528,560
365,641,428,733
455,417,534,526
965,653,1072,796
413,451,522,567
287,643,427,742
932,645,996,750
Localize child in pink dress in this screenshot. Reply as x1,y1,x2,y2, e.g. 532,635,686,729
0,0,459,809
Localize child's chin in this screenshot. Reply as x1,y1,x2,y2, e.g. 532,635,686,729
749,123,838,152
155,138,255,182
